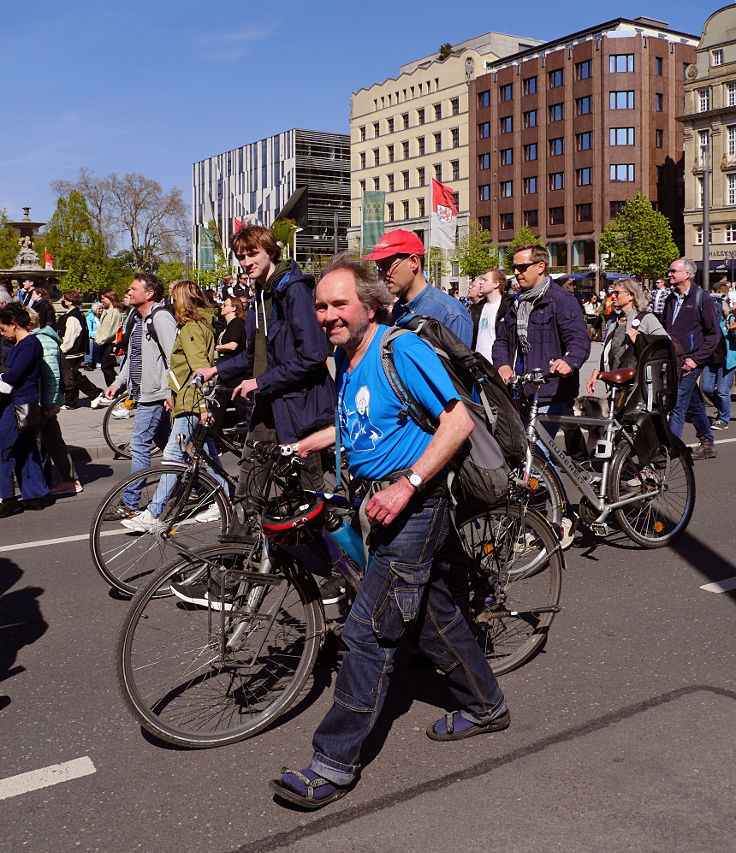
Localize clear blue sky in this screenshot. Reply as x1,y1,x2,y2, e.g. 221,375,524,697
0,0,719,228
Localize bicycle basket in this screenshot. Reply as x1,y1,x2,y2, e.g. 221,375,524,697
261,492,326,546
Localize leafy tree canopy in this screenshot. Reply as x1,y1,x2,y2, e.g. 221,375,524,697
453,221,499,280
503,226,545,271
0,209,20,268
272,218,298,258
46,191,108,285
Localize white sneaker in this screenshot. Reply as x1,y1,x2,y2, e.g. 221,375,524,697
121,509,166,533
193,504,222,523
90,394,111,409
558,517,574,550
111,407,133,419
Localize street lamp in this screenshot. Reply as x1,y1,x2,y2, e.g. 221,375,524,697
701,139,711,290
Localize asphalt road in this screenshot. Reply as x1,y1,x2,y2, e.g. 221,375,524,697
1,437,735,853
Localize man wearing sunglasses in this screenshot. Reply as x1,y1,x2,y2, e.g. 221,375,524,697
363,229,473,346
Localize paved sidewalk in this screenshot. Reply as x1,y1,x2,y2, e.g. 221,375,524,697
55,366,118,461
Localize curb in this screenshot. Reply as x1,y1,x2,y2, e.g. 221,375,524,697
68,443,119,463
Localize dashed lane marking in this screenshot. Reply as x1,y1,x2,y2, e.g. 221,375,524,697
700,576,736,594
0,757,96,801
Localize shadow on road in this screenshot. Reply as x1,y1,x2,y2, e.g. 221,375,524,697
0,557,47,711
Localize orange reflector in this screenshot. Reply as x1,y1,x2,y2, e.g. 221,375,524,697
483,543,494,555
529,477,540,491
653,521,664,533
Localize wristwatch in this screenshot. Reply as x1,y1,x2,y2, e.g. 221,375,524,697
406,469,425,491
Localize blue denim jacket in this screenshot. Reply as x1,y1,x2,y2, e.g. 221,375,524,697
393,284,473,346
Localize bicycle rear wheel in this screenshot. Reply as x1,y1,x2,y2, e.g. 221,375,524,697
457,503,563,676
102,397,163,460
90,464,232,597
522,450,566,527
116,544,324,747
609,441,695,547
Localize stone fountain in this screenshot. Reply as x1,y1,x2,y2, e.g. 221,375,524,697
0,207,67,298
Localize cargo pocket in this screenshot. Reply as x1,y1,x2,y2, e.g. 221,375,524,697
372,560,431,642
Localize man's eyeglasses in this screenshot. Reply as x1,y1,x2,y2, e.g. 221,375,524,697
668,268,683,274
512,261,540,272
375,255,409,275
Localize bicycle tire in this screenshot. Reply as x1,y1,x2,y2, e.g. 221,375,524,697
116,544,324,748
457,503,563,676
609,440,695,547
102,397,163,460
523,450,566,527
90,463,232,597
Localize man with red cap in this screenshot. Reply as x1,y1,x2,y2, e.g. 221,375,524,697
363,229,473,346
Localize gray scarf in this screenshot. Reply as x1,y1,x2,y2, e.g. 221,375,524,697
515,277,551,353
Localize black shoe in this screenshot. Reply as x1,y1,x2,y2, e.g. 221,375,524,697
103,503,138,521
320,576,346,605
691,437,717,460
0,499,22,519
21,498,46,511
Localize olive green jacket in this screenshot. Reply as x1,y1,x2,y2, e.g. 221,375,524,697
167,312,216,417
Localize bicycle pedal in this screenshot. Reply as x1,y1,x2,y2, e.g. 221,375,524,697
590,522,609,537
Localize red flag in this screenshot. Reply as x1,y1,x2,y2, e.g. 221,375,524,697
44,251,54,270
429,179,458,250
233,217,242,234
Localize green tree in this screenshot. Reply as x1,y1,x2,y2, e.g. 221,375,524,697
427,246,451,283
453,221,498,279
0,209,20,268
157,260,186,283
599,194,679,280
503,226,545,271
272,218,298,259
46,191,107,284
438,43,454,61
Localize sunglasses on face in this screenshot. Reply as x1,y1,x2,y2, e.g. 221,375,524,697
512,261,541,271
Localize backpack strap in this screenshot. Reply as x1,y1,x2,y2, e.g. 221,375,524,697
379,326,436,432
145,305,170,369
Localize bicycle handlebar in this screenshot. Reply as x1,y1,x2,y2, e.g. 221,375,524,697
508,369,557,387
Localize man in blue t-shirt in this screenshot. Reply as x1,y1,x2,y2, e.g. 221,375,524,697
270,253,508,811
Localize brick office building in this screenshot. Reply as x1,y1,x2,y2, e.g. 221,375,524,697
469,18,697,273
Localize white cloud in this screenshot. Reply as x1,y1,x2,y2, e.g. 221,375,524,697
192,25,278,61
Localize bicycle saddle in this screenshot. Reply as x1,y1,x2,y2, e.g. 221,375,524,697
598,367,637,386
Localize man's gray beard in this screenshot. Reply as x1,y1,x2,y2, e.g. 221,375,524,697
338,317,372,353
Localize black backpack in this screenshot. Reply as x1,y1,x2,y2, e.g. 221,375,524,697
380,314,527,507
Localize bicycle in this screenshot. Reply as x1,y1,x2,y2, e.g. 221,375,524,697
512,360,695,548
115,448,563,748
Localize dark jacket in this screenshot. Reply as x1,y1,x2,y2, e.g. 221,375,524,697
492,279,591,403
470,292,514,350
217,260,336,443
661,286,721,365
57,306,88,358
32,297,55,329
0,334,42,404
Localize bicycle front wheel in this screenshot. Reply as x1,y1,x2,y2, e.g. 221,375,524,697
116,544,324,748
609,441,695,547
102,397,164,460
523,450,566,527
457,503,563,677
90,464,232,597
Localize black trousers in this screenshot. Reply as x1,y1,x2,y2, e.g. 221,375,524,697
99,343,119,387
61,356,102,407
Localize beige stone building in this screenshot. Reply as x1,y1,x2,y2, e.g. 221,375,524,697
349,32,542,289
682,5,736,285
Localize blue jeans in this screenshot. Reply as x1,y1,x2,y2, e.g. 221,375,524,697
0,405,48,501
309,494,505,786
669,367,713,440
146,414,228,517
122,402,171,509
701,364,735,424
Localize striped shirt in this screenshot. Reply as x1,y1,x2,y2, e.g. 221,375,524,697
128,315,144,400
649,287,669,316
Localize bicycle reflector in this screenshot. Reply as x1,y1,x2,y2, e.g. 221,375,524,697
261,493,326,546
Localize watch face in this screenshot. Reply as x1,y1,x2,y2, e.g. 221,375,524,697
409,472,422,487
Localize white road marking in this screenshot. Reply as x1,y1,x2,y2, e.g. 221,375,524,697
688,436,736,446
0,757,96,801
700,576,736,594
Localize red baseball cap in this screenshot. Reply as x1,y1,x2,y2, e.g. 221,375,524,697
362,229,425,261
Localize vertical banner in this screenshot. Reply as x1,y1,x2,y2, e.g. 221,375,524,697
429,178,458,251
362,191,385,256
199,225,215,271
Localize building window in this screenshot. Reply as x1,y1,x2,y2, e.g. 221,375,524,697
359,152,366,169
524,176,538,194
479,121,492,138
729,83,736,107
655,56,663,76
725,224,736,243
523,109,538,128
576,203,592,222
523,75,537,95
402,140,410,159
699,88,711,112
478,152,491,170
655,93,663,112
499,116,512,133
694,226,713,245
548,69,564,88
501,180,513,198
402,170,410,190
577,131,592,151
417,198,425,217
373,122,380,137
549,172,564,191
549,206,565,225
450,97,460,116
500,148,513,165
713,49,724,67
434,163,442,181
523,142,538,161
697,177,704,208
576,95,592,115
549,103,564,122
610,127,635,146
434,132,442,151
479,184,491,201
417,107,425,124
451,127,460,148
500,83,513,101
386,117,394,134
576,59,592,80
609,54,634,73
610,164,635,182
479,216,491,231
610,200,625,218
387,174,394,192
478,90,490,108
576,168,593,186
657,165,664,184
402,200,409,219
359,179,366,193
500,212,514,230
549,137,564,156
451,160,460,181
373,177,380,191
387,202,394,222
728,174,736,205
434,103,442,121
402,113,409,129
386,145,394,163
729,125,736,156
359,126,366,142
524,209,538,227
610,91,635,109
417,166,425,186
452,191,459,209
417,136,425,155
655,129,663,148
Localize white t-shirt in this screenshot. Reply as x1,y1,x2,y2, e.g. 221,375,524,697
475,299,501,362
